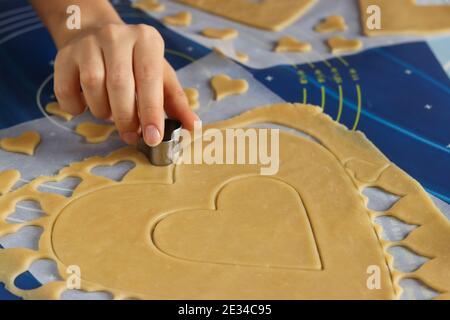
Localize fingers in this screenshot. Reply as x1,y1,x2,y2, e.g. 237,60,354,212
134,25,164,146
163,61,199,131
133,25,165,146
54,48,85,116
78,36,110,120
54,23,193,148
102,25,140,145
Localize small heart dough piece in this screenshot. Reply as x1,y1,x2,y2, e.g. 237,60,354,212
274,36,312,53
0,132,41,156
184,88,200,110
45,102,73,121
201,28,239,40
210,74,249,101
76,122,116,144
327,36,362,54
132,0,165,12
163,11,192,26
314,15,348,33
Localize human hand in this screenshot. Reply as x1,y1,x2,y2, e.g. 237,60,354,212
53,23,198,146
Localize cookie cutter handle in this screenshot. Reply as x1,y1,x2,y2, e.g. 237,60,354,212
137,118,182,166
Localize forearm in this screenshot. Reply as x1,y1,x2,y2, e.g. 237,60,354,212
29,0,123,48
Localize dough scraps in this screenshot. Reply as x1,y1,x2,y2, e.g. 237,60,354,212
75,122,116,144
162,11,192,27
183,88,199,110
210,74,249,101
0,104,448,300
176,0,317,31
132,0,165,12
314,15,348,33
201,28,238,40
0,132,41,156
274,36,312,53
359,0,450,36
45,102,73,122
327,36,363,54
0,170,20,196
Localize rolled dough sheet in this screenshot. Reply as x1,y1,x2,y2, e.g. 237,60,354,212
137,0,446,69
359,0,450,36
0,104,448,300
176,0,317,31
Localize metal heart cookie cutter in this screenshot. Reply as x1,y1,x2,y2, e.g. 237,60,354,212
137,118,182,166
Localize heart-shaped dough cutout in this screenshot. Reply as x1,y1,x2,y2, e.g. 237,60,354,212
274,36,312,53
0,131,41,156
210,74,249,101
132,0,165,12
45,102,73,121
75,122,116,144
314,15,348,33
327,36,362,54
162,11,192,26
183,87,199,110
201,28,238,40
154,177,322,269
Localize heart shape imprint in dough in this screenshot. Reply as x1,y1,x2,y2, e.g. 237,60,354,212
153,177,322,270
327,36,362,54
274,36,312,53
162,11,192,26
201,28,239,40
314,15,348,33
210,74,249,101
0,131,41,156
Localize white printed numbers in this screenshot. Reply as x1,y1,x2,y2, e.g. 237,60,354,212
366,265,381,290
66,5,81,30
366,5,381,30
66,265,81,289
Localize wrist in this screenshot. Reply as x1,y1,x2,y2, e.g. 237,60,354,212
52,14,124,48
32,0,124,48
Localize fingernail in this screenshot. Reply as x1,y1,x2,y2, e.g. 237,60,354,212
122,132,139,145
144,125,161,146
